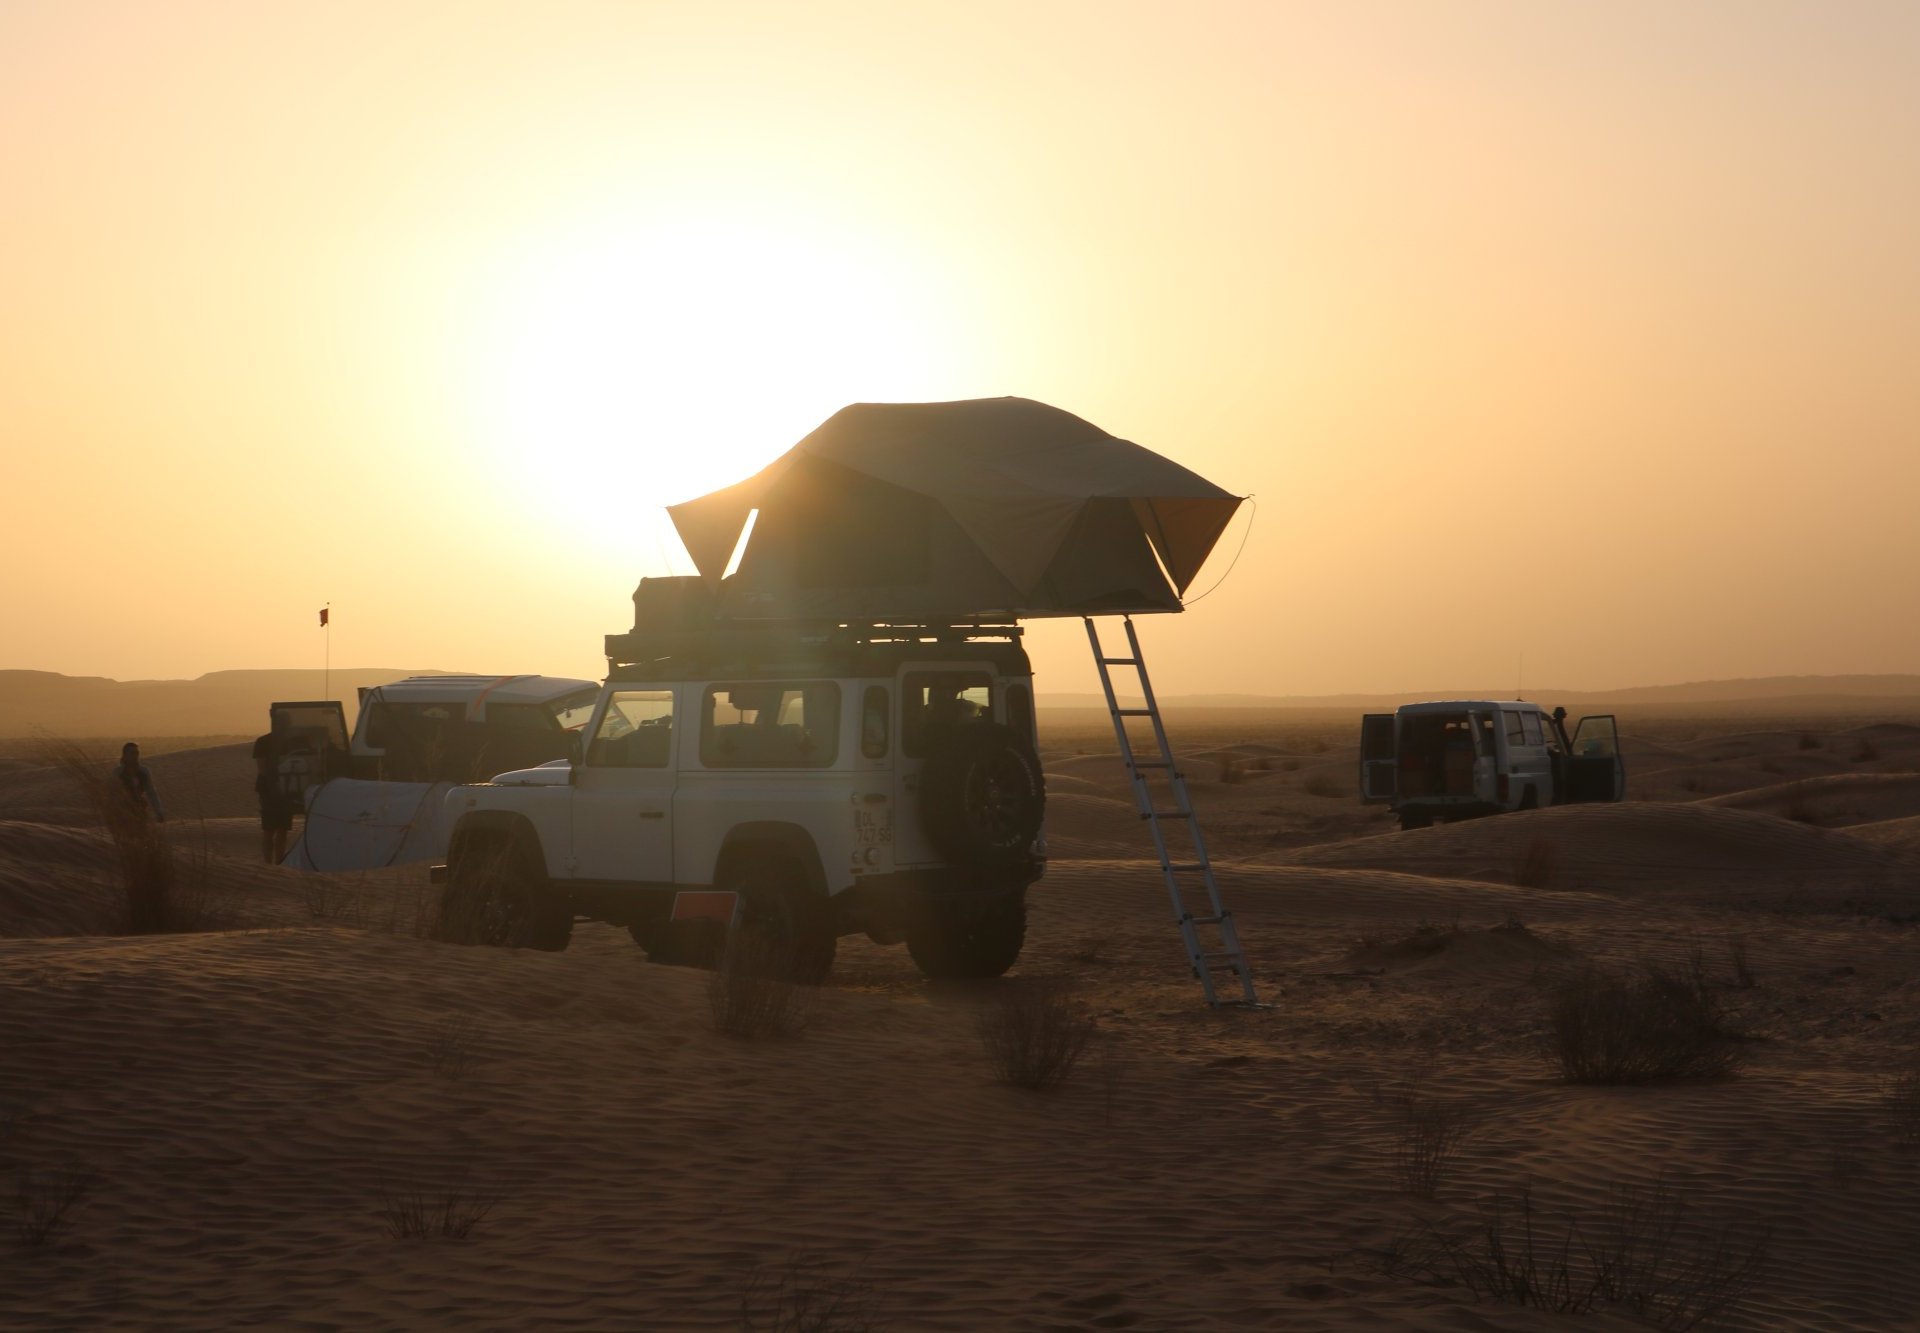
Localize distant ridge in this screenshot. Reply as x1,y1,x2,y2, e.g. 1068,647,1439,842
1039,674,1920,712
0,669,461,738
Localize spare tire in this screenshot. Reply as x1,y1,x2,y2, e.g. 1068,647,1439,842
917,722,1045,871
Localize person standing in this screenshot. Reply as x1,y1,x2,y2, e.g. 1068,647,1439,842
112,742,166,823
252,718,297,864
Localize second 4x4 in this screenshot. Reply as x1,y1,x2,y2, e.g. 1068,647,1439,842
434,602,1047,984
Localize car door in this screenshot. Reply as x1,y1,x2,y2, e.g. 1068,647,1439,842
1565,714,1627,802
1359,713,1397,803
570,688,676,883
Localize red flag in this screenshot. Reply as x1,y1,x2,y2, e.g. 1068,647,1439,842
318,607,329,627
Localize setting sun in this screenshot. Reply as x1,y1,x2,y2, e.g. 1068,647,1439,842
461,208,963,560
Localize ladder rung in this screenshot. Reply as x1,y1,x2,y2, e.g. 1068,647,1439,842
1185,912,1227,925
1164,862,1209,874
1202,952,1246,968
1099,656,1141,666
1129,760,1174,770
1143,810,1192,820
1114,708,1154,717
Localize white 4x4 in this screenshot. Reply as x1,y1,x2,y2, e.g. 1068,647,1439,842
1359,700,1626,831
433,602,1046,984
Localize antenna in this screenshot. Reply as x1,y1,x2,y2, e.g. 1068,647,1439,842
1516,651,1524,701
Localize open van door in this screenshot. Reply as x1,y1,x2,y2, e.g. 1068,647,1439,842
1359,713,1397,803
1565,714,1625,802
267,700,350,793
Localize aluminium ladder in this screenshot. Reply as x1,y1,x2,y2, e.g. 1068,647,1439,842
1084,616,1258,1006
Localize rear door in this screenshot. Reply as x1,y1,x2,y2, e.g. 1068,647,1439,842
268,700,350,787
1565,714,1626,802
1359,713,1397,803
894,665,993,865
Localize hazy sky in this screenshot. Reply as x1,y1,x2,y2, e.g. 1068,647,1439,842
4,0,1917,697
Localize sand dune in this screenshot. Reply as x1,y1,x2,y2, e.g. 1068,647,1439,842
7,720,1920,1328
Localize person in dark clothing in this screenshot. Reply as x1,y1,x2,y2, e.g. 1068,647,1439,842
112,742,166,823
252,720,299,864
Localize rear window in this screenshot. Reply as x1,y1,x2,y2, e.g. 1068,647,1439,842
701,682,840,768
902,671,992,758
1521,712,1544,746
1504,711,1526,747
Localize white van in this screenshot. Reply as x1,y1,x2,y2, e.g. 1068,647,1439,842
1359,701,1625,830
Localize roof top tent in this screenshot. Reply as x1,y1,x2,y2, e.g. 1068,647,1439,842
648,396,1258,1005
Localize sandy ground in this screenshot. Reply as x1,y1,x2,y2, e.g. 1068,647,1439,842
4,715,1920,1329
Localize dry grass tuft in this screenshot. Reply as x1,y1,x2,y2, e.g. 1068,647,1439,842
1723,933,1757,990
1781,781,1823,824
977,979,1095,1091
1382,1089,1478,1198
1852,736,1881,762
1546,957,1744,1085
301,874,366,924
1513,837,1558,889
1069,933,1113,966
1302,770,1345,799
424,1015,485,1078
708,932,817,1041
14,1166,95,1246
1378,1178,1769,1329
1218,755,1249,784
1798,731,1822,751
377,1173,497,1240
739,1252,888,1332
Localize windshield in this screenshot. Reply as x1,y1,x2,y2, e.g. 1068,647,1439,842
550,690,600,733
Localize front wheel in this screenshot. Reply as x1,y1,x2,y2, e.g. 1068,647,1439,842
907,890,1027,980
436,834,572,951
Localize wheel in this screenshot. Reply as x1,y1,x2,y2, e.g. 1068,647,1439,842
917,723,1046,871
1517,788,1539,812
906,889,1027,980
720,848,836,985
1398,810,1432,832
436,833,572,951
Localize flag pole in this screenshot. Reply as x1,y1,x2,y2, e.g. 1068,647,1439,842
321,603,331,700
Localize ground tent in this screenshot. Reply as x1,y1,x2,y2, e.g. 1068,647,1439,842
667,398,1244,622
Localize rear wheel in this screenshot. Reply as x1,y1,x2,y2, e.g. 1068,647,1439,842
1398,810,1433,832
907,889,1027,980
721,848,836,985
436,833,572,951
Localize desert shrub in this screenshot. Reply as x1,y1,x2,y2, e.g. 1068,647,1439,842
1853,737,1881,762
1798,732,1821,751
977,980,1095,1091
14,1166,94,1246
1513,838,1558,889
302,874,365,924
377,1173,496,1240
1219,756,1248,784
1723,934,1756,990
1756,759,1783,775
1781,782,1821,824
1303,771,1345,799
740,1252,887,1332
1068,933,1112,965
1384,1091,1478,1198
708,933,816,1041
1546,960,1743,1085
1380,1178,1769,1329
1353,917,1457,959
424,1015,485,1078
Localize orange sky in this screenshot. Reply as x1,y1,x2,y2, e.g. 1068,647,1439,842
4,1,1917,698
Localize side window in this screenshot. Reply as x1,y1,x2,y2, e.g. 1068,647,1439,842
1475,712,1497,757
587,690,675,768
1504,710,1526,749
701,682,841,768
1006,683,1035,746
1520,712,1543,747
861,685,890,760
902,671,992,758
